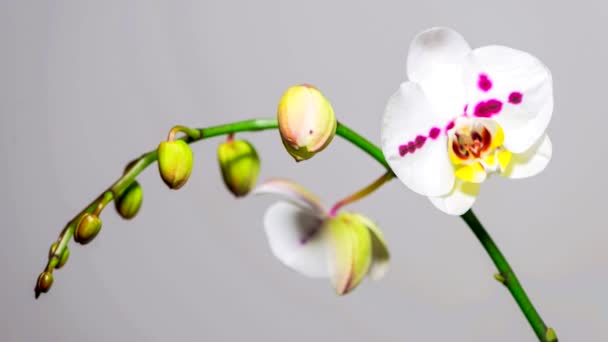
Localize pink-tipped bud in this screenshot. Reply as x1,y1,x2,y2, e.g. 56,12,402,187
277,84,337,161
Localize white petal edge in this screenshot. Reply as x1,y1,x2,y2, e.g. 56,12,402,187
429,180,480,215
263,201,329,278
463,45,553,153
253,179,326,216
407,27,471,116
381,82,455,197
502,134,552,179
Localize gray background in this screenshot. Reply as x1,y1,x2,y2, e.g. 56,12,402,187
1,0,606,341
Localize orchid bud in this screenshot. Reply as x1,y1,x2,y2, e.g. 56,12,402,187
36,271,54,294
157,140,193,189
217,139,260,197
277,84,337,161
325,212,373,295
49,242,70,269
115,181,143,219
74,213,102,245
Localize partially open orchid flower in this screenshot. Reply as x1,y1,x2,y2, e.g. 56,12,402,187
254,179,389,295
381,27,553,215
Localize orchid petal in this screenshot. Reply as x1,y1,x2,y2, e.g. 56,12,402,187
407,27,471,116
350,213,390,281
263,201,329,278
253,179,326,216
429,180,480,216
381,82,455,197
463,45,553,153
502,134,552,179
326,213,373,295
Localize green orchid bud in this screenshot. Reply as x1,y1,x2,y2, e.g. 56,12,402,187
36,271,54,294
49,242,70,269
217,139,260,197
115,181,143,219
325,212,373,295
74,213,102,245
546,328,558,342
277,84,337,161
157,140,193,189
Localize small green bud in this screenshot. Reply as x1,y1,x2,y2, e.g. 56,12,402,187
545,327,558,342
277,84,337,161
74,213,102,245
115,181,143,219
217,139,260,197
493,273,506,283
49,242,70,269
36,271,54,294
157,140,194,189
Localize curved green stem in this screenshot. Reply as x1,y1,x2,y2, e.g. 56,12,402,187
37,117,557,341
461,210,556,341
329,171,394,216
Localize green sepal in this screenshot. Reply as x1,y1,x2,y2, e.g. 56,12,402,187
349,213,390,280
326,212,373,295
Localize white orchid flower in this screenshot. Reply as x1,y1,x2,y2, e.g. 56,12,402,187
254,179,390,295
381,27,553,215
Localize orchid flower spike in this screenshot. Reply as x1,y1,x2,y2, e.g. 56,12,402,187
381,27,553,215
254,179,390,295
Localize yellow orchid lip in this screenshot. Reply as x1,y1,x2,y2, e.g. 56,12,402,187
448,117,513,183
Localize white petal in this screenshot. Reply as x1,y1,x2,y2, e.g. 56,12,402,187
381,82,455,197
407,27,471,116
253,179,326,216
429,180,480,215
463,46,553,153
502,134,552,179
263,201,329,278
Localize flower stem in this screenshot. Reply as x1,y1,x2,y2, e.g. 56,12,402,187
36,117,557,341
37,118,385,295
461,209,556,342
329,171,394,216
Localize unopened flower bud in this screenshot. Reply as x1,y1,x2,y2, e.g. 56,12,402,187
36,271,54,294
115,181,143,219
217,139,260,197
74,213,102,245
277,84,337,161
49,242,70,269
157,140,194,189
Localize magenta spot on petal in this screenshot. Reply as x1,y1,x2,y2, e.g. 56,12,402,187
398,144,408,156
309,129,314,134
407,141,416,153
446,120,455,131
478,74,492,92
474,99,503,117
415,135,427,148
429,127,440,139
508,91,523,104
464,104,469,113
